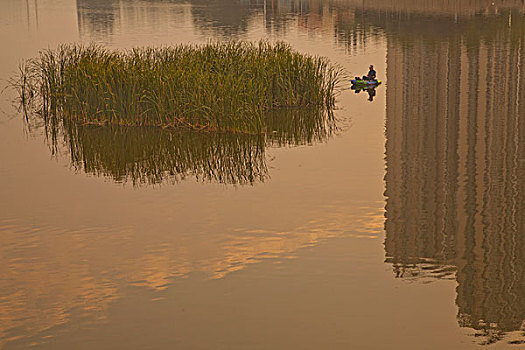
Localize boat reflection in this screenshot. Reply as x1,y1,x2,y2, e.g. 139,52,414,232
350,85,377,102
383,5,525,345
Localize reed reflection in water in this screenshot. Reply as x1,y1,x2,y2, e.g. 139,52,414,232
39,108,335,186
383,8,525,345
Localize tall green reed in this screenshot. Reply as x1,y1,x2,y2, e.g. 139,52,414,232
15,41,343,134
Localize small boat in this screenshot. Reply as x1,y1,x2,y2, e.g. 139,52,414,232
350,78,381,86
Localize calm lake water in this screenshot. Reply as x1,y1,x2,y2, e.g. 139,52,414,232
0,0,524,349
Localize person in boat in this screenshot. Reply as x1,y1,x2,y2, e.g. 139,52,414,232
363,65,376,81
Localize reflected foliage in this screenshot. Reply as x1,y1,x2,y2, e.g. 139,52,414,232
76,0,524,44
189,0,262,37
76,0,120,39
265,108,335,146
41,108,334,186
65,125,267,185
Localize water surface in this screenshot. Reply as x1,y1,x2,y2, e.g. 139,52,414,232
0,0,523,349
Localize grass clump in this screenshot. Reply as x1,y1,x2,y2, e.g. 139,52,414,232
16,41,342,133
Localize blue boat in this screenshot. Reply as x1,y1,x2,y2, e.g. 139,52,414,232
351,78,381,87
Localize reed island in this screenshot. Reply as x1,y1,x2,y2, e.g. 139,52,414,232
16,41,342,134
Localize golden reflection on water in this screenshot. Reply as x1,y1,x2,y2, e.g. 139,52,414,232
0,202,384,348
1,0,524,349
383,6,525,344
